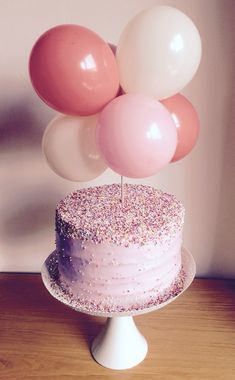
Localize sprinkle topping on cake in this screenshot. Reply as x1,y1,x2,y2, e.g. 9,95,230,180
56,184,184,246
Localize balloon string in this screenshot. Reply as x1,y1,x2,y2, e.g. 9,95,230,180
121,176,124,206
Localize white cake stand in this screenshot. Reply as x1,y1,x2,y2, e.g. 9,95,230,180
41,248,195,370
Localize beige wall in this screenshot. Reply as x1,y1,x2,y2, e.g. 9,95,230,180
0,0,234,277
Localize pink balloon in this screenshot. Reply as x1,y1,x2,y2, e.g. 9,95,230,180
29,25,119,116
161,93,200,162
96,94,177,178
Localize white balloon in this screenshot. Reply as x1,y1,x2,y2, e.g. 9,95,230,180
42,114,107,181
116,6,202,99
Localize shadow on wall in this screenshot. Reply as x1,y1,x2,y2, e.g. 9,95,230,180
0,96,48,150
0,187,61,242
0,93,63,266
211,0,235,278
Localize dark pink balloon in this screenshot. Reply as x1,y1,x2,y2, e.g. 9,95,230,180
161,93,200,162
29,25,120,116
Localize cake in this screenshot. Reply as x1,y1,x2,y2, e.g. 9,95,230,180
54,184,185,313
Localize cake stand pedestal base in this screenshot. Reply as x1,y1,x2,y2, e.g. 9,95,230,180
91,316,148,370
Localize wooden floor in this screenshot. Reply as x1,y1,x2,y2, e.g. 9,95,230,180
0,275,234,380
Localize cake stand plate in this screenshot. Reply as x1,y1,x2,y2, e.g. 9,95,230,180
41,248,195,370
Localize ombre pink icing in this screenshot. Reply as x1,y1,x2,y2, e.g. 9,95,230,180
55,184,184,310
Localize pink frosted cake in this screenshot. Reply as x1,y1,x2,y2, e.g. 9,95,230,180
54,184,185,313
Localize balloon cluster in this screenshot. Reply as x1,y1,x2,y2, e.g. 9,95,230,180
29,6,201,181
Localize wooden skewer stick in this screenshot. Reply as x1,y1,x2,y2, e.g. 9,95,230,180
121,176,124,205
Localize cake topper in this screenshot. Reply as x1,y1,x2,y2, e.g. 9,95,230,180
29,5,201,185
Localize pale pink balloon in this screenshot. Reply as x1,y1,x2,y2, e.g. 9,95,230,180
161,93,200,162
116,6,202,99
42,114,107,181
96,94,177,178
